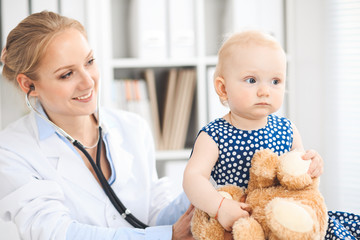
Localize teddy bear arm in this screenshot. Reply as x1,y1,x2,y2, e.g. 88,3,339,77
191,208,225,240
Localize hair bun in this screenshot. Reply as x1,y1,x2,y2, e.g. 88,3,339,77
1,47,7,65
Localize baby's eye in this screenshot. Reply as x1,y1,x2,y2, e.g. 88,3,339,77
272,79,280,85
245,78,256,84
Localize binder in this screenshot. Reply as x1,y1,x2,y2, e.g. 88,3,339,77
31,0,58,13
224,0,284,46
168,0,196,58
60,0,86,25
1,0,29,47
129,0,167,59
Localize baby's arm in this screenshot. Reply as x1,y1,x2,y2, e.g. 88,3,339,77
183,132,250,231
291,123,324,178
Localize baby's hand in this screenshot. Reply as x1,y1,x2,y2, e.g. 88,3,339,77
217,198,250,231
302,149,324,178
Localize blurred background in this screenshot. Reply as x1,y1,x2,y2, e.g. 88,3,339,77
0,0,359,239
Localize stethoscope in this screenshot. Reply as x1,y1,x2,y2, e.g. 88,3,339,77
26,85,148,229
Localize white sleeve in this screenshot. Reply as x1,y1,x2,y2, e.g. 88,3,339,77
0,149,72,240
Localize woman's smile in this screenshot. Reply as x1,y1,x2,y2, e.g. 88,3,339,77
73,90,93,101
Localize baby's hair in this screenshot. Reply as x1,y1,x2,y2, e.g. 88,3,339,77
214,30,284,80
1,11,86,84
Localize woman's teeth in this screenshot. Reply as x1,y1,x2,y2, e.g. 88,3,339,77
76,91,92,100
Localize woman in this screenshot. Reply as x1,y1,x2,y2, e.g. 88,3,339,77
0,11,193,239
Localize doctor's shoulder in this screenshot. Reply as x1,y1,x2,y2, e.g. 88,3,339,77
0,113,38,149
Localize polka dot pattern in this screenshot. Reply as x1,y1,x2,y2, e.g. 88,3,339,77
326,211,360,239
201,114,293,188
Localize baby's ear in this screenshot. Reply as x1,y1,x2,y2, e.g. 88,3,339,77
214,77,227,102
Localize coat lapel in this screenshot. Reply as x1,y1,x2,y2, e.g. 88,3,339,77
34,111,136,203
103,126,135,187
38,134,106,202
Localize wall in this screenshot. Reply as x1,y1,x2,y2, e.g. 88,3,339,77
287,0,339,210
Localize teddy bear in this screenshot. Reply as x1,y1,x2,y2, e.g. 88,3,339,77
190,149,328,240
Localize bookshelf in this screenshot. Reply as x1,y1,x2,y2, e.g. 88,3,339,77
91,0,286,161
0,0,286,188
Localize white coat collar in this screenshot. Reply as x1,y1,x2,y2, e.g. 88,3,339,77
33,106,134,202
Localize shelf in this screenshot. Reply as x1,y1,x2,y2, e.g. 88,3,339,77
111,56,219,69
112,58,199,68
155,149,192,161
99,0,286,162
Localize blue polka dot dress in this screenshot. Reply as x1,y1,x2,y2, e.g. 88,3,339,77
201,114,293,188
326,211,360,239
199,114,360,239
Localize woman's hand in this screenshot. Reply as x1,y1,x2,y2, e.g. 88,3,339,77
172,204,195,240
302,149,324,178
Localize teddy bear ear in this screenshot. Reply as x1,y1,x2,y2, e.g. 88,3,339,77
247,149,279,192
277,151,313,190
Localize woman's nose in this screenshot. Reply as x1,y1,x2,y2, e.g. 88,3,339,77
79,69,94,89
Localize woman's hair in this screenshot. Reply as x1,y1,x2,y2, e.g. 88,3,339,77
1,11,86,83
214,30,284,80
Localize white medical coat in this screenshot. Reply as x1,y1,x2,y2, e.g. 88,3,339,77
0,108,176,239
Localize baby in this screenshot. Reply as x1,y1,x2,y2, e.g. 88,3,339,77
183,30,324,231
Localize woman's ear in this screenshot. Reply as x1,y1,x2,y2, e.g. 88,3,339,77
16,74,37,96
214,77,227,102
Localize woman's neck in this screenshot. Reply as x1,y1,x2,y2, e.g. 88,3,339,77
48,113,99,147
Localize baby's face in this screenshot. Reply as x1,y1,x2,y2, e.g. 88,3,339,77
222,45,287,121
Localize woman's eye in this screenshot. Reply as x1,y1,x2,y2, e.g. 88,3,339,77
87,58,95,65
60,71,73,79
245,78,256,84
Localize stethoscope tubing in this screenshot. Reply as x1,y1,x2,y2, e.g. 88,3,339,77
73,131,148,229
26,90,148,229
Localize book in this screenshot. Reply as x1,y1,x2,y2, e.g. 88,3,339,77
144,69,162,148
113,79,153,143
167,69,196,150
173,69,196,149
113,68,196,150
168,0,196,58
160,68,178,150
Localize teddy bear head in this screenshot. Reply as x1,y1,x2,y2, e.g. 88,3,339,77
247,149,316,192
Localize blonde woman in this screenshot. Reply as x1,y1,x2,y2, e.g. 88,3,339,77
0,11,194,240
